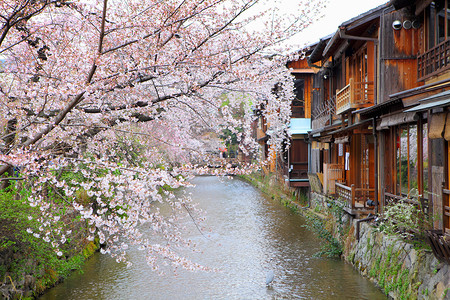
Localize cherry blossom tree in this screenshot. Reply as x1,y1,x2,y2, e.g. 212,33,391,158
0,0,324,271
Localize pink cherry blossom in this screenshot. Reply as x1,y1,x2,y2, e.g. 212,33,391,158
0,0,324,271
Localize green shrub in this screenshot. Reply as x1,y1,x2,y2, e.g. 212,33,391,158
0,178,94,296
377,190,431,241
303,213,343,258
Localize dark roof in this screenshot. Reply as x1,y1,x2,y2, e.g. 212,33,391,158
308,121,343,137
389,0,416,10
321,3,392,60
321,31,342,60
287,35,331,64
327,119,373,135
340,3,391,30
358,98,403,118
404,90,450,112
389,78,450,100
308,37,331,64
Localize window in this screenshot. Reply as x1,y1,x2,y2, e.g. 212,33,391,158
349,47,368,82
395,122,428,198
293,79,305,118
428,0,450,48
396,124,418,195
397,126,407,194
361,135,372,189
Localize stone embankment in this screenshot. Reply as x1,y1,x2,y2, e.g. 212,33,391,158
242,173,450,300
346,221,450,299
309,191,450,300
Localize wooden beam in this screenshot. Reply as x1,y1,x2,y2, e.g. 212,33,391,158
290,68,316,74
416,0,433,16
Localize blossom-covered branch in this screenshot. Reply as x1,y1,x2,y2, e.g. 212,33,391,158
0,0,325,270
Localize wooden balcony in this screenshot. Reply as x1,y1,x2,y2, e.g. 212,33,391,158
335,78,374,115
418,39,450,81
336,182,375,216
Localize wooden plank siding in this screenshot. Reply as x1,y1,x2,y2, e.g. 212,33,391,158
385,59,421,96
303,1,450,228
287,58,310,70
380,10,423,102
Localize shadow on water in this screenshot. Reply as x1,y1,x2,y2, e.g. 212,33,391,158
40,176,387,300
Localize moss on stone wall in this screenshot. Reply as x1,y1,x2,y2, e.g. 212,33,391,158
367,244,412,298
347,221,449,300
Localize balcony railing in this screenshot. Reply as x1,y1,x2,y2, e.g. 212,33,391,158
336,182,375,214
418,39,450,81
335,78,374,115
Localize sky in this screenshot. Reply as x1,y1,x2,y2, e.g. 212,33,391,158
290,0,389,48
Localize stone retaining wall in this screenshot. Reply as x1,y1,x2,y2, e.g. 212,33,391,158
347,222,450,299
312,192,450,300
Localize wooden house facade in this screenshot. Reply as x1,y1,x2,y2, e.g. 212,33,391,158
285,57,315,187
252,55,314,178
308,5,389,217
304,0,450,261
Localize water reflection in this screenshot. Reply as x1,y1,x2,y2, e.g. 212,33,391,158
40,176,386,300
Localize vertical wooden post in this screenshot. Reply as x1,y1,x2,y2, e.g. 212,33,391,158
407,125,411,192
336,89,340,113
349,77,355,108
351,184,355,210
442,182,447,232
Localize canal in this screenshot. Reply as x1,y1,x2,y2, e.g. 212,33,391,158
40,176,386,299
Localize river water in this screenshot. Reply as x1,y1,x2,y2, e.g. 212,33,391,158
40,176,386,300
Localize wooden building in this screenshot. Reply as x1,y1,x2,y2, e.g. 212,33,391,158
253,50,316,185
305,0,450,262
284,55,315,187
308,4,390,217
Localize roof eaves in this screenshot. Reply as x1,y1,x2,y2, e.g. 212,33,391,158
358,98,403,118
308,37,330,64
389,0,416,10
322,3,391,59
341,3,391,29
322,30,341,59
